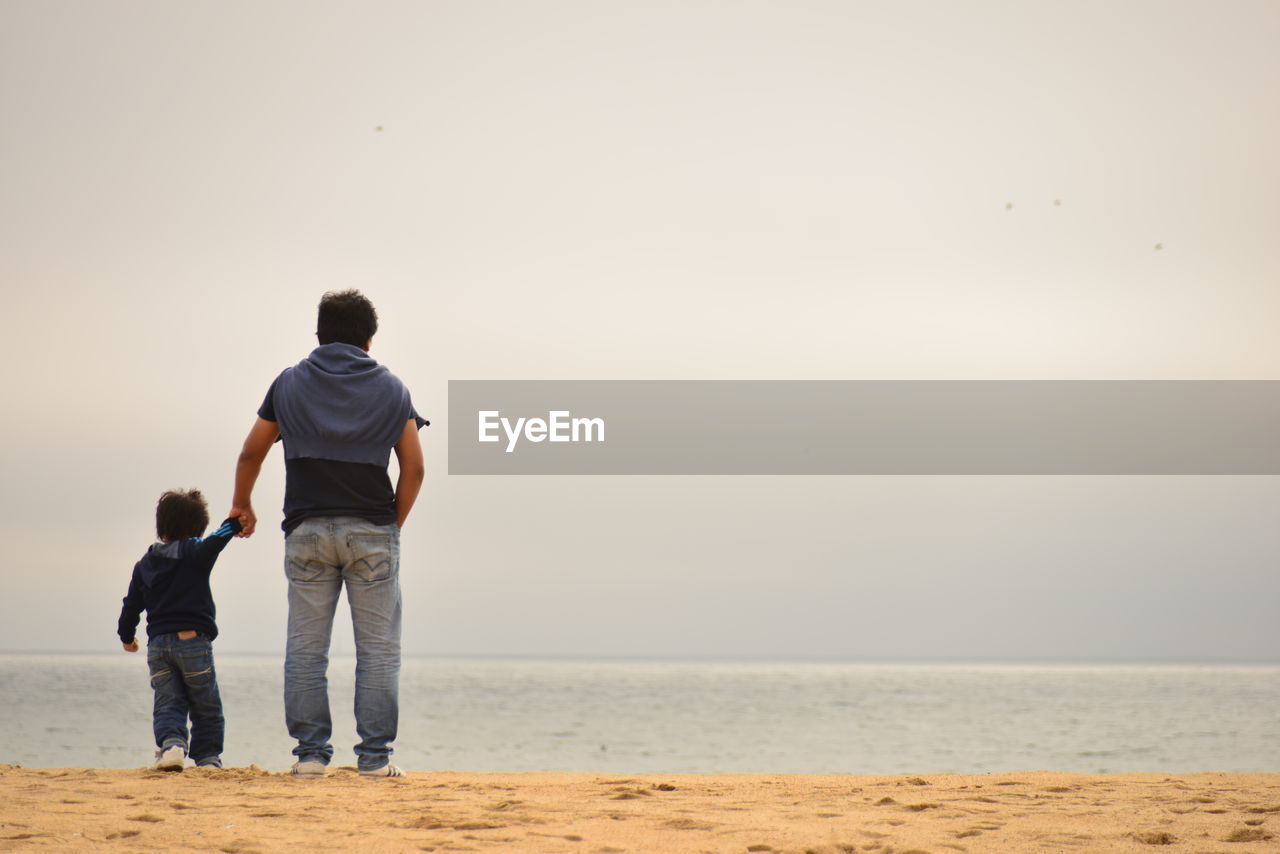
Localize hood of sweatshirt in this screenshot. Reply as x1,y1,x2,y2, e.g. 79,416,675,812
269,343,426,467
136,540,192,589
299,342,385,379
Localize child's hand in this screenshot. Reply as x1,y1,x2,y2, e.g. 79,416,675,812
122,640,139,653
229,504,256,537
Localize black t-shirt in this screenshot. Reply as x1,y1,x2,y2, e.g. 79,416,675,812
259,381,397,535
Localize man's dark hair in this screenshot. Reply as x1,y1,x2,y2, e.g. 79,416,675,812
317,289,378,347
156,489,210,542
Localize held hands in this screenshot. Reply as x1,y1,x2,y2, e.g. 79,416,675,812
122,639,138,653
229,504,257,537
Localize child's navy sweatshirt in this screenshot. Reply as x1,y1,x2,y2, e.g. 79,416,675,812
117,518,242,643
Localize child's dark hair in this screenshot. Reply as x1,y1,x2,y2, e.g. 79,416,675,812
156,489,210,542
317,289,378,347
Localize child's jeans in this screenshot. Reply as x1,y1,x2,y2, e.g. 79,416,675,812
147,632,224,763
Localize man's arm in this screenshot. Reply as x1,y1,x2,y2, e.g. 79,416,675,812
393,417,425,528
229,417,280,537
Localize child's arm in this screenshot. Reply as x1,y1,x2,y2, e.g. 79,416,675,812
193,516,244,563
118,570,144,651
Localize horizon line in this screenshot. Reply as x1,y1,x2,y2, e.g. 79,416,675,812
1,650,1276,667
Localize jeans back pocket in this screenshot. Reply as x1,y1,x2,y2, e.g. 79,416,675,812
148,654,173,689
346,533,396,583
285,534,330,582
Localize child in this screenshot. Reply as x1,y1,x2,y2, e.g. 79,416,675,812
117,489,241,771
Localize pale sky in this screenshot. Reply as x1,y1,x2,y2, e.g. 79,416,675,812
2,1,1277,659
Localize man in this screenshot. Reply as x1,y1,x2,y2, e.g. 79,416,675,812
230,290,426,778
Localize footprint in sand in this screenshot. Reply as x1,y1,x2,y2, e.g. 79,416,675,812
527,830,583,842
951,818,1005,836
1132,830,1177,844
609,787,652,800
486,799,522,811
218,840,265,854
451,821,506,831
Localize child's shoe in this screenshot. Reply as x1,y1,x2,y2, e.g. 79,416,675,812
153,744,186,772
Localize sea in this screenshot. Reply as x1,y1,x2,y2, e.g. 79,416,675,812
1,655,1276,774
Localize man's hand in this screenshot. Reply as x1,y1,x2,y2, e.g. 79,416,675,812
228,504,258,537
122,639,138,653
393,418,425,529
231,417,279,537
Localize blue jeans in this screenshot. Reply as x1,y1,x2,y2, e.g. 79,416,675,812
147,632,224,763
284,516,402,771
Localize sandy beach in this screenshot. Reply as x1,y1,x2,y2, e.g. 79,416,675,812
1,766,1277,853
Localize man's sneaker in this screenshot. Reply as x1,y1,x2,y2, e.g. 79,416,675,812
194,756,223,769
359,763,404,779
290,759,327,778
153,745,185,772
